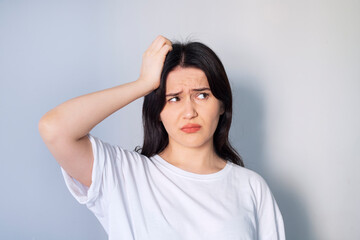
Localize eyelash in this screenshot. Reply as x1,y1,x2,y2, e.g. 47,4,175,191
168,93,209,102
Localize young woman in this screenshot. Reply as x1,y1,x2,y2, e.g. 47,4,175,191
39,35,285,239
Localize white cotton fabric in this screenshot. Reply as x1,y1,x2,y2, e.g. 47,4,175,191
61,134,286,240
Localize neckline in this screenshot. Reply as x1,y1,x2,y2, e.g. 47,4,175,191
152,154,233,180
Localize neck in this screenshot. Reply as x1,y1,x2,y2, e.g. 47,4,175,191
158,139,226,174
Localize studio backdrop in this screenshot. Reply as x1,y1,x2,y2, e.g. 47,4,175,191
0,0,359,239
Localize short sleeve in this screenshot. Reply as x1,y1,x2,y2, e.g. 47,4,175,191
60,133,120,211
251,174,286,240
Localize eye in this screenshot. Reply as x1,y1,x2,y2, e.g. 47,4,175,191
168,96,180,102
197,93,209,100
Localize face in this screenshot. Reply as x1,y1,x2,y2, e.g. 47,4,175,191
160,66,225,149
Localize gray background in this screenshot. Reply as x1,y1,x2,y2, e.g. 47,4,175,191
1,0,359,239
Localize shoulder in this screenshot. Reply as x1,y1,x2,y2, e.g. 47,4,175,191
229,162,264,181
87,134,150,166
229,162,271,193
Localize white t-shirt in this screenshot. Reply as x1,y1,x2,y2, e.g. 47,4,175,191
61,134,286,240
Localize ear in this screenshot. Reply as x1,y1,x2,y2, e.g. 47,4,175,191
220,102,225,115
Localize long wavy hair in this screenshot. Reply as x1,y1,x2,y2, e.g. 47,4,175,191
135,40,244,167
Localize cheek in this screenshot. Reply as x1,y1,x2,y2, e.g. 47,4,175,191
205,102,223,117
204,106,222,127
160,107,174,125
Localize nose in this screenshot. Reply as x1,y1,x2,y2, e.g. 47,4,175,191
182,98,198,119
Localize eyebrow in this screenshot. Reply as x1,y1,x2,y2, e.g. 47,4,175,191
165,87,211,97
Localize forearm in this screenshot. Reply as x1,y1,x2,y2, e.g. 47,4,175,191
39,79,153,141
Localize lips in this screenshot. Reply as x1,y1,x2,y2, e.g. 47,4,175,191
181,123,201,133
181,123,201,129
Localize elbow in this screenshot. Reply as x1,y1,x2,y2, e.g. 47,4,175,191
38,114,60,142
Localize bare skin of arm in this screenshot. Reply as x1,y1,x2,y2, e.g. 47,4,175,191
38,35,172,187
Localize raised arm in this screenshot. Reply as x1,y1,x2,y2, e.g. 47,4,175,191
38,35,172,187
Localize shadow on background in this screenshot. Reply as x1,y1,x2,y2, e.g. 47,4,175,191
230,79,315,240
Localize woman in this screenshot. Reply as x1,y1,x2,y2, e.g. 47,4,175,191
39,35,285,239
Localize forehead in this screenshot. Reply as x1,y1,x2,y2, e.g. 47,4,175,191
166,66,209,90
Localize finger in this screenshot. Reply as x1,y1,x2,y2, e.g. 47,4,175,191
154,39,172,55
152,35,171,53
165,39,172,49
164,37,172,46
148,35,163,51
159,44,173,57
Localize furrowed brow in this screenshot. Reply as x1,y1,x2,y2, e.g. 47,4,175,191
166,91,183,97
165,88,210,97
191,87,211,92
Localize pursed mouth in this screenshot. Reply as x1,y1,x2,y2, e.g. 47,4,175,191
181,126,201,133
181,124,201,129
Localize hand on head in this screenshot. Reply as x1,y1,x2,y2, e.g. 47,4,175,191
138,35,173,91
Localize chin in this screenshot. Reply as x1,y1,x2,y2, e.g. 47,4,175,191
181,142,206,148
174,136,212,149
